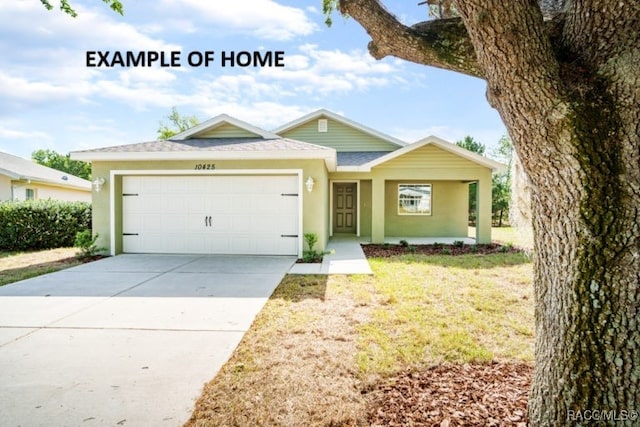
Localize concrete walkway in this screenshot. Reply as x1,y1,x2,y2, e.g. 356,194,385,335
289,236,373,275
0,254,295,427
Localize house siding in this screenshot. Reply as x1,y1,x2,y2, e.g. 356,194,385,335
0,175,11,201
194,123,259,138
280,117,399,152
359,180,372,237
10,182,90,202
384,180,468,238
91,159,329,255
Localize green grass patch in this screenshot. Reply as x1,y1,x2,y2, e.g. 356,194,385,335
356,253,533,375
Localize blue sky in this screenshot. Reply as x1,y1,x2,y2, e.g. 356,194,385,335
0,0,507,160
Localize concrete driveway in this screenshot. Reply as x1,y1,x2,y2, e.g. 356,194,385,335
0,254,295,427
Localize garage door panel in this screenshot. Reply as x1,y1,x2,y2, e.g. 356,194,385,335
206,196,231,212
162,214,187,233
122,175,299,255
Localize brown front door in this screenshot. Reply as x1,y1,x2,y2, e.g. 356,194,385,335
333,183,357,234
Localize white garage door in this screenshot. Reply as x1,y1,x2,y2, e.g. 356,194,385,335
122,175,299,255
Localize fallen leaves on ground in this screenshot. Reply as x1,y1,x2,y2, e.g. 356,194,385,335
367,362,532,427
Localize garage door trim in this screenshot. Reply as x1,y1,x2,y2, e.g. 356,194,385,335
109,169,304,257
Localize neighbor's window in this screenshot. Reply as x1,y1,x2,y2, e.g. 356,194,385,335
398,184,432,215
25,188,35,200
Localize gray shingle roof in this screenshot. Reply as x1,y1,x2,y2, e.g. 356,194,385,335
0,151,91,190
336,151,394,166
75,138,334,153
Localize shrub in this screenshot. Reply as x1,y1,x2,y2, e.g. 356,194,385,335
0,200,91,251
453,240,465,248
74,230,103,258
304,233,318,252
302,232,330,263
399,239,409,247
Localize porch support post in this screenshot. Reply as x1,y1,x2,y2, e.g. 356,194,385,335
371,177,385,243
476,171,492,244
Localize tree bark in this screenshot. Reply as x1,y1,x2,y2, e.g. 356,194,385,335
338,0,640,424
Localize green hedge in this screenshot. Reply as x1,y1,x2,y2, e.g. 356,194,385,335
0,200,91,251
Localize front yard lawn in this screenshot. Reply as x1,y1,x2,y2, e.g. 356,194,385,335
187,251,534,426
0,248,83,286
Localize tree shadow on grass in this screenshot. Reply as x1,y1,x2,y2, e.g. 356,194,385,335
272,274,328,302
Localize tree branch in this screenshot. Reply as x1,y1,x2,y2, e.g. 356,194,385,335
338,0,482,77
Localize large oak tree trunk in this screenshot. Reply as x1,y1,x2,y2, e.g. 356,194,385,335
337,0,640,424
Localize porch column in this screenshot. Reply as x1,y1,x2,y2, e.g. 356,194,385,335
476,171,492,244
371,177,385,243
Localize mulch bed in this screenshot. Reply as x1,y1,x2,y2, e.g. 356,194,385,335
361,243,518,257
367,362,532,427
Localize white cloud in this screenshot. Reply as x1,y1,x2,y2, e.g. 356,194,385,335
197,102,315,130
0,71,93,105
0,1,183,110
158,0,317,40
255,44,401,94
2,2,180,52
0,126,53,141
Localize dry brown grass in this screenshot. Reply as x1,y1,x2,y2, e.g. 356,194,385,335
0,247,83,286
187,274,376,427
187,253,533,427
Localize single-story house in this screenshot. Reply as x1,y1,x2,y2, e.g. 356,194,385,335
0,151,91,202
71,109,504,257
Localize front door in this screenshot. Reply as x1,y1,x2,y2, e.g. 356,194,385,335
333,183,357,234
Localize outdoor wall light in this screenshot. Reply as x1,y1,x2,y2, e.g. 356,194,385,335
305,176,315,193
92,177,106,192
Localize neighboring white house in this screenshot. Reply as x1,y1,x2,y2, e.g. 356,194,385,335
0,151,91,202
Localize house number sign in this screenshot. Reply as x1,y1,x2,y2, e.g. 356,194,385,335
194,163,216,170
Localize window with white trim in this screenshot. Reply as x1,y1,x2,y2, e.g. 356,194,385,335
25,188,35,200
398,184,432,215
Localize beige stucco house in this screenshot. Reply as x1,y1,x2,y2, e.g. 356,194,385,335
71,109,504,257
0,151,91,202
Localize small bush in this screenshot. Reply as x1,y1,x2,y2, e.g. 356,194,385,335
453,240,465,248
499,243,514,253
0,200,91,251
441,248,452,255
399,239,409,248
302,232,330,263
304,233,318,252
74,230,103,258
407,245,417,253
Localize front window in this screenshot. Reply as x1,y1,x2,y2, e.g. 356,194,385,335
398,184,432,215
25,188,35,200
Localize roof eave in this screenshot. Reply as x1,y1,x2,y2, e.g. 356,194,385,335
71,149,335,163
336,166,371,172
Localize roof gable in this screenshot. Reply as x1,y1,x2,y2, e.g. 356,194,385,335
273,109,406,152
339,136,505,172
170,114,280,140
